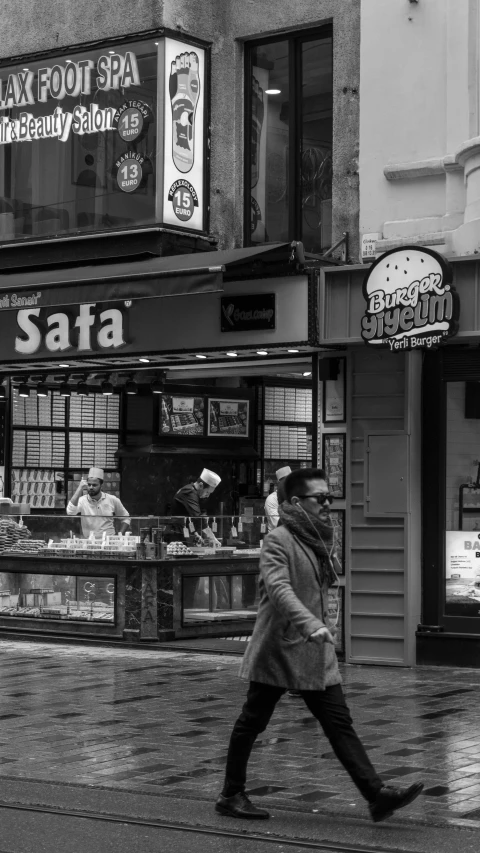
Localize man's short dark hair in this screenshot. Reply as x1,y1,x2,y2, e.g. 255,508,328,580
283,468,327,502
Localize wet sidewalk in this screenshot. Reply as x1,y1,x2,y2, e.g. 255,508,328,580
1,639,480,829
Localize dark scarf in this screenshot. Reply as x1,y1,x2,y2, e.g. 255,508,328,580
278,501,337,586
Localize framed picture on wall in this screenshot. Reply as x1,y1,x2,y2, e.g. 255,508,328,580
208,399,250,438
160,395,205,436
323,358,346,423
330,509,345,575
328,586,344,656
322,433,345,499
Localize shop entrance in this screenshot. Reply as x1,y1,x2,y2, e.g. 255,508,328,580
422,348,480,665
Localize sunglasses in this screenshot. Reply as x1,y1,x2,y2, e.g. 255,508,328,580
299,492,334,505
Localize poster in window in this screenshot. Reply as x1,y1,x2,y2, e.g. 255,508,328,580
160,37,206,232
208,399,249,438
330,509,345,576
323,358,346,423
445,530,480,617
160,395,205,436
322,433,345,499
328,587,344,655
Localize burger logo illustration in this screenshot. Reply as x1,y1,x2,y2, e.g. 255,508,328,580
361,246,459,350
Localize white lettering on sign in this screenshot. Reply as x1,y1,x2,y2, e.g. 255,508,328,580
0,104,116,145
0,291,42,309
360,247,459,351
0,51,140,146
0,52,139,110
15,303,125,355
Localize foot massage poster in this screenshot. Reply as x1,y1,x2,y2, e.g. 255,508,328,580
159,38,206,232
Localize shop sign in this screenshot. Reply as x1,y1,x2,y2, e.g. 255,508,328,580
112,99,153,143
221,294,276,332
446,530,480,617
14,302,127,355
361,246,459,351
0,51,140,145
167,179,199,222
112,150,151,194
361,232,379,260
160,38,206,232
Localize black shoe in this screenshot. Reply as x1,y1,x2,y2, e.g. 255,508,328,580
369,782,424,823
215,792,270,820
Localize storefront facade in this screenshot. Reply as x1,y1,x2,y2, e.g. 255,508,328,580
319,249,480,669
0,1,362,645
0,244,336,643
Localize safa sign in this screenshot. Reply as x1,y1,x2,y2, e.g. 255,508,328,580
14,303,126,355
361,246,459,351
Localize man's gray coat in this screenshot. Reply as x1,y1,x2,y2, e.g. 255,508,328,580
240,525,341,691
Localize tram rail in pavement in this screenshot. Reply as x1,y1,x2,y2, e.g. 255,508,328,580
0,800,428,853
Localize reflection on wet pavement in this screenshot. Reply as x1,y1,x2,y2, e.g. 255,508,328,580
1,640,480,825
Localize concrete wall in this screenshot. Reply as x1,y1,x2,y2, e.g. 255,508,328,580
0,0,360,256
359,0,480,257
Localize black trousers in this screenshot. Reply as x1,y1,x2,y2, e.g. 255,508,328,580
222,681,383,803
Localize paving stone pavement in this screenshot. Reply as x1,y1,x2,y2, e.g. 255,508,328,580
1,639,480,828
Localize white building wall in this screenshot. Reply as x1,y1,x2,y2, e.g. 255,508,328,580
359,0,477,257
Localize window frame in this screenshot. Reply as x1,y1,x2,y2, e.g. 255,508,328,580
422,350,480,636
243,24,333,249
0,30,211,245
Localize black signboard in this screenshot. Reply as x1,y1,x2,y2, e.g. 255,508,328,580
221,293,275,333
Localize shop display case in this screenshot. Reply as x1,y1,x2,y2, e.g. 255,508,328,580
0,513,266,640
0,513,344,647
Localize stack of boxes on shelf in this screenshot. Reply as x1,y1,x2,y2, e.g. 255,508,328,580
262,386,312,493
68,392,120,469
263,424,309,460
68,432,118,469
10,387,122,510
11,469,56,509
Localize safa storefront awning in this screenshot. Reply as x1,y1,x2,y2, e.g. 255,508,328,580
0,242,300,311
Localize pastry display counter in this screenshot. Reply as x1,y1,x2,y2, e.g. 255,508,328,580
0,514,265,641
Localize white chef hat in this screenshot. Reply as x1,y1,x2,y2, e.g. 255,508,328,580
276,466,292,481
88,467,105,480
200,468,221,489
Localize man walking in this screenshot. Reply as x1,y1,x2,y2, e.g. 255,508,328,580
215,468,423,823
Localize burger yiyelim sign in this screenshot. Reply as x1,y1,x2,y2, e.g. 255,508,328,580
361,246,459,350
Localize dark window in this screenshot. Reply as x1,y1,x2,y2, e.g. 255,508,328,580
0,38,157,242
245,28,333,254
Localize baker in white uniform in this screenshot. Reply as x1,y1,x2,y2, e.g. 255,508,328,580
264,466,292,531
67,466,130,539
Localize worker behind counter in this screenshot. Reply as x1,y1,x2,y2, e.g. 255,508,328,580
170,468,221,545
67,466,131,539
264,466,292,532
